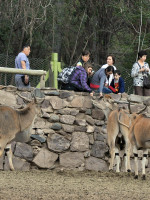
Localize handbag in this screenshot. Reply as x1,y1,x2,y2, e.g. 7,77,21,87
143,75,150,89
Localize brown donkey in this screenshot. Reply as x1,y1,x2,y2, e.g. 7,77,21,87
129,114,150,179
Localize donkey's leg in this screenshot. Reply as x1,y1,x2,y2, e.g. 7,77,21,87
109,142,116,171
5,144,14,171
123,135,131,172
115,147,120,172
141,149,148,180
133,145,138,179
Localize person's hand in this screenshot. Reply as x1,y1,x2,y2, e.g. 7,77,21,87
24,75,29,84
100,92,103,97
90,91,94,96
140,68,145,72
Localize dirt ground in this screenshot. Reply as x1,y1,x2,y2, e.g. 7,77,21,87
0,170,150,200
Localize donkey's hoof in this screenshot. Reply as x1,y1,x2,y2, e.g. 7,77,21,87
142,175,146,180
134,175,138,179
127,169,131,173
109,169,113,172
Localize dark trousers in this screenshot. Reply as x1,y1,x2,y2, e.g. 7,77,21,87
134,86,150,96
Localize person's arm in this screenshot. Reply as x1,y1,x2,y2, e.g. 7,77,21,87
99,75,106,96
21,57,29,84
80,71,92,93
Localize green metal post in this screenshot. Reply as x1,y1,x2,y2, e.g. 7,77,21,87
50,53,62,89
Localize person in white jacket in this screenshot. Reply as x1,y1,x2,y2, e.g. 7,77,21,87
101,55,116,86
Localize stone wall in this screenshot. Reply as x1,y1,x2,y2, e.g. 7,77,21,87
0,85,150,172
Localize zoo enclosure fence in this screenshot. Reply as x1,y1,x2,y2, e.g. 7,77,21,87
0,54,133,94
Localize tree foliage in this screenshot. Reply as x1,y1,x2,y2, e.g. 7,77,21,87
1,0,150,69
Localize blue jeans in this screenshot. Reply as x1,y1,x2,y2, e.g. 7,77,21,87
92,87,112,94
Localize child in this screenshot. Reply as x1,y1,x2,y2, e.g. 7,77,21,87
109,70,125,93
77,50,90,67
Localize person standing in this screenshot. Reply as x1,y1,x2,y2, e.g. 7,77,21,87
15,45,31,88
131,50,150,96
101,55,116,86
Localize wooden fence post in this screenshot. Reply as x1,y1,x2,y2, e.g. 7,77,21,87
50,53,62,89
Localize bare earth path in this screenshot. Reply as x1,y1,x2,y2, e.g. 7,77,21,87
0,170,150,200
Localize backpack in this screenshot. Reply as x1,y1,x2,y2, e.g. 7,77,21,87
57,66,76,84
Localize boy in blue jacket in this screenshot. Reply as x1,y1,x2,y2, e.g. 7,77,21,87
109,70,125,93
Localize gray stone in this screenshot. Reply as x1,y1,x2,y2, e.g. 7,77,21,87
70,109,79,116
87,125,95,133
56,108,72,115
62,124,74,133
128,94,143,103
85,115,94,125
30,134,46,143
85,109,92,115
41,112,50,118
94,120,104,126
33,117,46,129
130,104,146,113
94,126,102,133
14,142,33,161
60,152,84,168
4,156,30,171
88,134,94,144
71,132,89,152
5,85,17,92
70,96,84,108
14,128,32,143
75,119,86,126
94,133,105,141
36,129,44,135
43,129,55,135
44,90,60,96
33,88,45,98
143,98,150,106
91,141,109,158
74,126,87,132
47,133,70,152
92,109,105,120
49,96,67,109
60,115,75,125
108,93,121,101
83,97,93,109
49,114,60,122
51,123,62,130
41,100,50,108
76,113,86,119
30,140,42,147
85,157,108,171
59,91,72,99
33,148,58,169
41,107,53,113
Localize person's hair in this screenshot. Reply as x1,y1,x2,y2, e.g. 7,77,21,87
82,50,90,56
107,55,115,64
105,65,114,74
83,62,93,71
22,45,30,50
138,50,147,59
114,70,121,76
